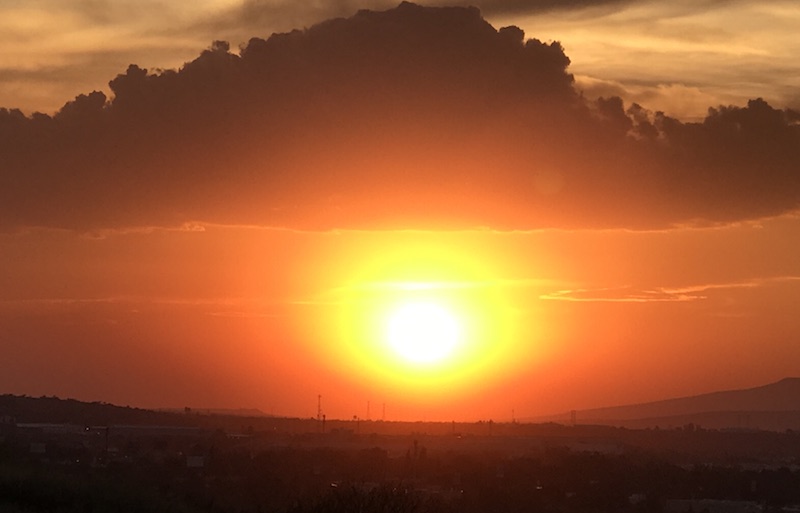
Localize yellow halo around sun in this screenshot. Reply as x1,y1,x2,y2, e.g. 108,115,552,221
316,237,526,400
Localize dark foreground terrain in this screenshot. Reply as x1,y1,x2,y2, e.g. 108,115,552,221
2,395,800,513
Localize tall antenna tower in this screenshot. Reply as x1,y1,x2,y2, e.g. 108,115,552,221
317,395,323,432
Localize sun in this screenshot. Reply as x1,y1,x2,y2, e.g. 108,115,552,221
386,301,461,365
310,235,529,398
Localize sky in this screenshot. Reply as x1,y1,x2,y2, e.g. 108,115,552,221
1,1,799,422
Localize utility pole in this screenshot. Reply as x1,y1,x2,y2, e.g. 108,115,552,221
317,395,323,433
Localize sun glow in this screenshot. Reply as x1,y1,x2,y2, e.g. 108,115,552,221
309,236,528,402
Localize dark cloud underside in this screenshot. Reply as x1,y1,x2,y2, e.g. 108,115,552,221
1,2,798,231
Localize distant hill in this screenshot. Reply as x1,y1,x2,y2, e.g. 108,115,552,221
6,379,800,433
157,407,270,417
0,394,295,434
0,394,193,426
535,378,800,431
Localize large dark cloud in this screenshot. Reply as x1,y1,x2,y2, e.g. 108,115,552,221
1,2,798,231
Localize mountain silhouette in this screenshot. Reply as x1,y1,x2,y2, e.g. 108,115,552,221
537,378,800,430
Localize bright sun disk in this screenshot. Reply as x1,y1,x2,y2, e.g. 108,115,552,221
386,301,461,365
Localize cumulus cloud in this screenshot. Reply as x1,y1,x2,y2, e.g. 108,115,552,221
1,2,798,232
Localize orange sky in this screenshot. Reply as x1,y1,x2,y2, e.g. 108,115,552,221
2,220,799,420
1,2,799,421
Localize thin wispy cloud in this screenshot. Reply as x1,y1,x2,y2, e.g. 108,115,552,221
660,276,800,295
540,287,700,303
541,276,800,303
